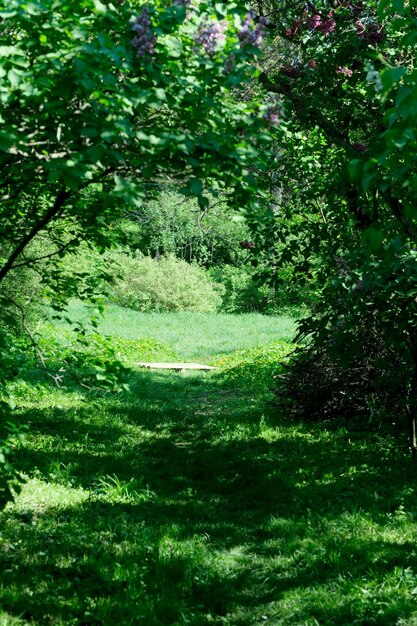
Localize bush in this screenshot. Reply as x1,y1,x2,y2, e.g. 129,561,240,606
55,242,114,303
108,253,223,313
272,333,406,424
272,264,415,431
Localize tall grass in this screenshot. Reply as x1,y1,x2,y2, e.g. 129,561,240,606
59,300,298,361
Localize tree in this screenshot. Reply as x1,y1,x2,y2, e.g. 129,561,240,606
251,1,417,445
0,0,275,502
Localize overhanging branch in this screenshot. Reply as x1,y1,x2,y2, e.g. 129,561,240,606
0,187,70,284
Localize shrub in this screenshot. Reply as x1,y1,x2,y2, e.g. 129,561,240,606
55,242,114,303
272,334,405,424
108,253,223,313
272,263,416,432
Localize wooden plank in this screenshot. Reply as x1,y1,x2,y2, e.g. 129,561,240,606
137,362,217,371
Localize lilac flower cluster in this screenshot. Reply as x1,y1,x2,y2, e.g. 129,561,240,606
307,13,322,31
132,7,156,57
283,18,303,39
344,1,364,18
355,19,365,36
307,11,336,36
337,66,353,77
237,11,267,48
356,20,386,44
194,19,227,56
263,95,280,127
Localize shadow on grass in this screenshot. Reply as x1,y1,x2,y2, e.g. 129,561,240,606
2,369,417,625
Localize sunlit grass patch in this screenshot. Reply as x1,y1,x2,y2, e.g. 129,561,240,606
94,474,156,504
60,301,298,361
0,615,29,626
11,478,89,514
215,340,295,388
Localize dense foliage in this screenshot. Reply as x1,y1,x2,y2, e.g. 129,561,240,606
0,0,275,500
2,0,417,503
250,0,417,444
120,191,250,266
3,2,417,621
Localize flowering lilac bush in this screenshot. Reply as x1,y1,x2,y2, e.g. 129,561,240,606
132,7,156,57
238,11,268,48
336,66,353,77
194,18,227,56
253,1,417,443
306,10,336,35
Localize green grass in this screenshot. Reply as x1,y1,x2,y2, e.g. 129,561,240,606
2,308,417,625
59,300,298,361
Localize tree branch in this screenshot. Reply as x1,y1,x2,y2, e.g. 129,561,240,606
0,187,70,284
10,237,80,270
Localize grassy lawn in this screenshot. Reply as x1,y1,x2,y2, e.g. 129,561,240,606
60,301,298,361
1,308,417,625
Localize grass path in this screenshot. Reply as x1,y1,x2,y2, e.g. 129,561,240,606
1,312,417,625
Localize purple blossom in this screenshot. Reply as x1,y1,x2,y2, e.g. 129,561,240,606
337,66,353,77
346,2,364,17
307,10,335,36
356,20,385,44
320,13,336,35
238,11,267,48
307,13,322,31
356,19,365,36
194,19,227,56
132,8,156,57
263,95,280,127
283,18,302,39
364,22,386,44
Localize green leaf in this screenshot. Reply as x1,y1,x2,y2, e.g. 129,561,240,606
7,68,22,88
380,67,406,92
190,178,203,195
362,228,384,253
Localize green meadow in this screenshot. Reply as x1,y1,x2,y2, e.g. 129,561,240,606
60,301,298,361
1,308,417,626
